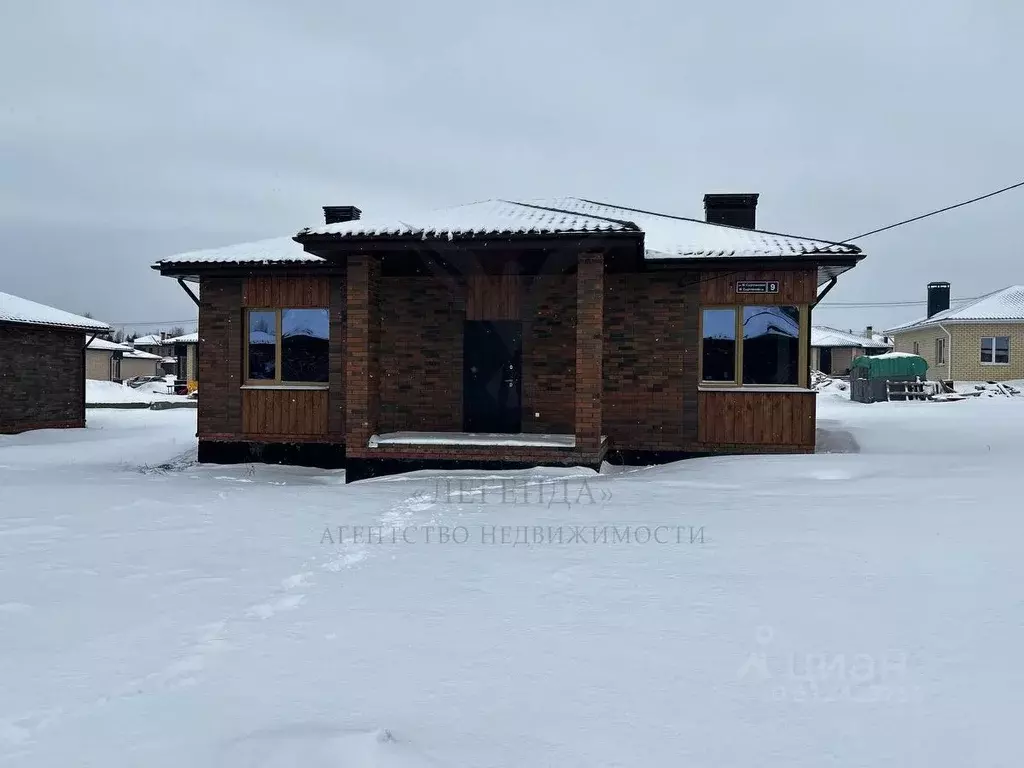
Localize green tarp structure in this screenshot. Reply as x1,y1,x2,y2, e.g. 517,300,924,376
850,353,929,379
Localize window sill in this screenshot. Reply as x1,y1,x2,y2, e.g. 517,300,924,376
699,385,814,393
980,362,1011,366
240,384,330,391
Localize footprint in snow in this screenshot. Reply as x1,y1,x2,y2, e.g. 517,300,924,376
281,572,313,589
247,594,306,619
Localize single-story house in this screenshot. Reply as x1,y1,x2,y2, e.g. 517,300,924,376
131,333,175,357
154,194,865,481
165,332,199,387
85,337,163,381
887,282,1024,382
0,291,110,434
811,325,892,375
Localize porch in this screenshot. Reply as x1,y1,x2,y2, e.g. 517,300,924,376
350,431,610,480
343,250,607,480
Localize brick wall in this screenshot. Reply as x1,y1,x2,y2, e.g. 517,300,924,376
198,278,243,436
0,324,85,434
891,326,949,381
328,275,346,437
522,273,576,433
378,276,464,432
948,323,1024,381
345,256,380,455
897,322,1024,382
575,254,604,451
603,272,699,450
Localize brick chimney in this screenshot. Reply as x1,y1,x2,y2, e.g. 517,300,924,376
864,325,873,339
704,193,759,229
927,282,950,318
323,206,362,225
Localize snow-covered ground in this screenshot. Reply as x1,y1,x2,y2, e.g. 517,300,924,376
86,379,191,405
1,403,1022,766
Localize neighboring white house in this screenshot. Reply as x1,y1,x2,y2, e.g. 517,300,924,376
85,337,163,381
811,325,892,375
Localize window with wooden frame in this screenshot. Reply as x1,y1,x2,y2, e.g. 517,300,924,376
935,337,946,364
699,305,808,387
245,308,329,385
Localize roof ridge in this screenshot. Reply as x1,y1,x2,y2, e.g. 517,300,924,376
886,284,1024,332
576,197,860,253
504,199,641,231
919,285,1015,324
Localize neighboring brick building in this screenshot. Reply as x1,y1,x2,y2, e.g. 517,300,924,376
164,332,199,389
811,325,892,375
0,292,110,434
887,283,1024,383
155,194,866,481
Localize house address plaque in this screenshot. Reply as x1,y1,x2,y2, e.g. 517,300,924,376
735,280,780,294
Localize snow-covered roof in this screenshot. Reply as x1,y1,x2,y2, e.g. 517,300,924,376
85,337,163,359
86,337,130,352
299,197,860,260
301,199,634,240
123,348,162,360
165,332,198,344
131,335,165,346
812,325,892,349
156,236,325,266
0,292,110,333
157,197,860,268
531,198,859,259
887,285,1024,333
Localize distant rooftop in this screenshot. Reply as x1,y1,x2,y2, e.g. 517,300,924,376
811,326,892,349
887,285,1024,333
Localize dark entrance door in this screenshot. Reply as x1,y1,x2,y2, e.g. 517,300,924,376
819,347,833,375
463,321,522,433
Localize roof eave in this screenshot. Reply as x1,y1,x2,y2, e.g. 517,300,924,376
888,316,1024,333
0,318,110,334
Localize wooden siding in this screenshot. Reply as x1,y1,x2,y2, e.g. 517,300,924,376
697,390,816,447
700,269,817,305
242,389,329,437
466,273,520,320
243,275,330,307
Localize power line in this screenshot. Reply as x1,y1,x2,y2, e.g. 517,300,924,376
816,296,978,308
101,181,1023,327
106,319,198,327
842,179,1024,242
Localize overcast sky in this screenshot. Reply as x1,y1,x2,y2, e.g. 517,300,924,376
2,0,1022,336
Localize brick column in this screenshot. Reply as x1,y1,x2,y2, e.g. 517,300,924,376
345,255,380,456
575,252,604,452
